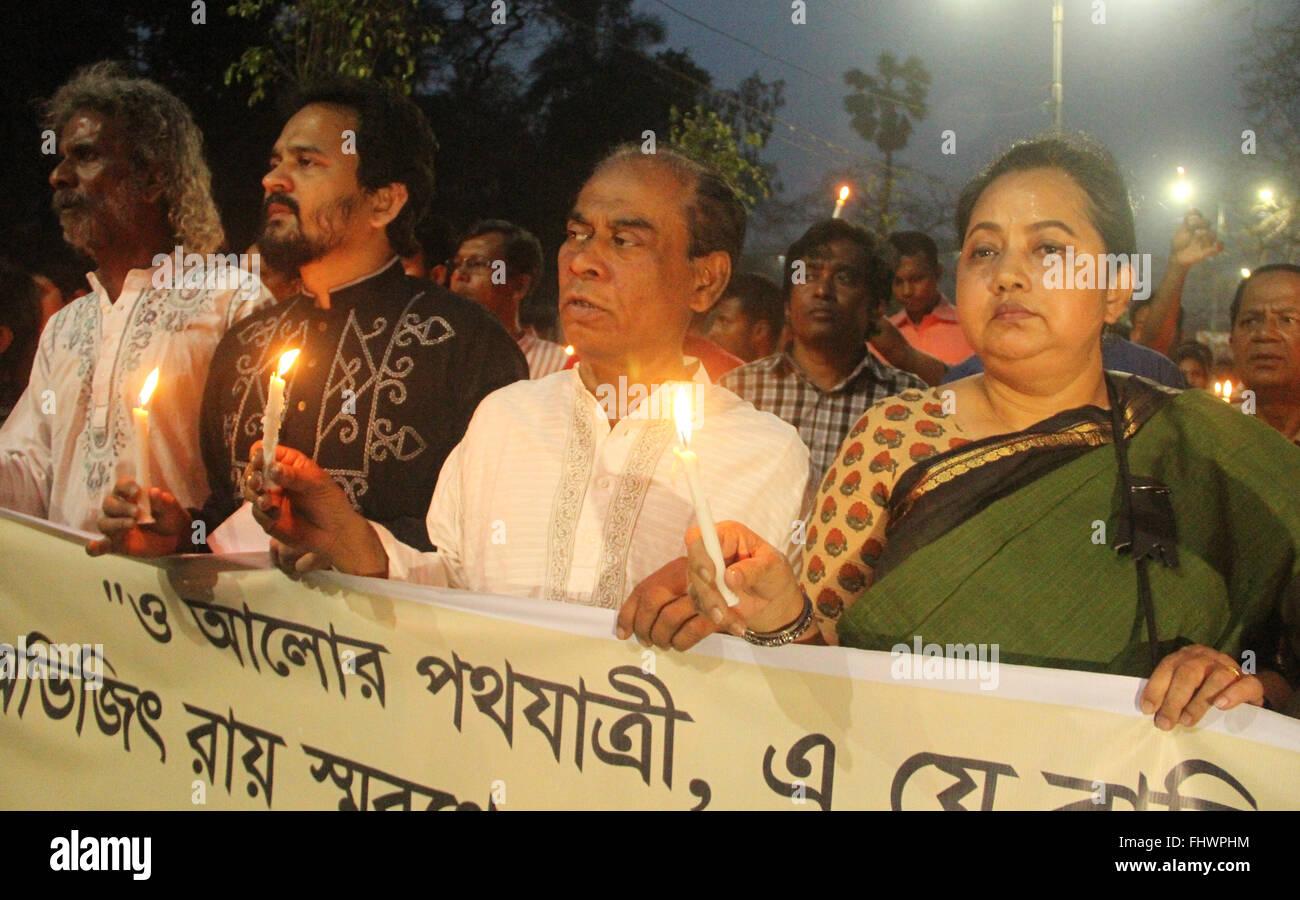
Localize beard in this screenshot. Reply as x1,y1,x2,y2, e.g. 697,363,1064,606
257,193,359,277
52,181,139,261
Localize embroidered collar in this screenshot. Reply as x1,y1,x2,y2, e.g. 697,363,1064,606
298,257,407,310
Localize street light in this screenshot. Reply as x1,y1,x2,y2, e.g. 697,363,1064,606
1051,0,1063,131
1172,166,1192,205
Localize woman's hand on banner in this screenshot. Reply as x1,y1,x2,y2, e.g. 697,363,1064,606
1141,644,1264,729
684,521,806,644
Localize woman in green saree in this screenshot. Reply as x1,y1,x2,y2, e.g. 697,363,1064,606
620,134,1300,727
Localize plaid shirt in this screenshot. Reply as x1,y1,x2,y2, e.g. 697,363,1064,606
721,350,927,506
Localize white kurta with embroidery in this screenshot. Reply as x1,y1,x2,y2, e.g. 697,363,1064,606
373,364,809,608
0,264,271,532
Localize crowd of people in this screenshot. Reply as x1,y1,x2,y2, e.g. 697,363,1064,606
2,63,1297,731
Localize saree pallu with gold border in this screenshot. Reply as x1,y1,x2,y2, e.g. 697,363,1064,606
837,375,1300,679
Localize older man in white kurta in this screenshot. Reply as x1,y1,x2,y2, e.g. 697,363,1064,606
372,363,806,607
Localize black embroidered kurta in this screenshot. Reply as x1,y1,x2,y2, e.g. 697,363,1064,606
198,258,528,549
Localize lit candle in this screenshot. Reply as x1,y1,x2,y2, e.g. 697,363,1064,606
262,349,300,472
1222,379,1233,403
1213,381,1222,399
132,368,159,525
831,185,850,219
672,385,740,608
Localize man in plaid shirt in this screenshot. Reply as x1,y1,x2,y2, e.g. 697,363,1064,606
721,219,925,510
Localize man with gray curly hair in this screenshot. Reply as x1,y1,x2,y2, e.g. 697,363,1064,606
0,62,272,533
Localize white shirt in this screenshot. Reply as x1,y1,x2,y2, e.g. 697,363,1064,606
517,327,572,379
0,262,272,531
373,363,809,608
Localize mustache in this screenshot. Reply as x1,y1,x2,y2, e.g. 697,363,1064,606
263,193,299,216
52,191,87,212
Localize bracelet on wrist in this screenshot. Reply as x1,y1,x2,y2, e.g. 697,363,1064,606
743,590,814,648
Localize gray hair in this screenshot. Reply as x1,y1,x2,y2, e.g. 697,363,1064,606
45,61,225,254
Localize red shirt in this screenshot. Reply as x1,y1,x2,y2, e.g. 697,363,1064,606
683,333,744,380
888,296,973,365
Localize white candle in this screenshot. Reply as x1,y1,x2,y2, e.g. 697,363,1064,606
672,385,740,607
132,368,159,524
831,185,850,219
262,349,300,471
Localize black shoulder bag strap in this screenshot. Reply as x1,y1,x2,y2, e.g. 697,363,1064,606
1106,373,1180,674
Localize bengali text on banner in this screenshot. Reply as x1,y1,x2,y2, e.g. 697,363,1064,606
1,509,1297,810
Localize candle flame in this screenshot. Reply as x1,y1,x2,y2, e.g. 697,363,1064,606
837,185,850,201
1223,379,1232,400
563,344,575,357
277,348,301,377
673,384,693,446
137,368,159,408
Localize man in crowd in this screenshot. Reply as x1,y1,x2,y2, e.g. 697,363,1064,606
1230,264,1300,446
885,231,972,365
1131,208,1222,354
239,146,807,633
704,272,782,363
448,219,571,379
721,219,926,507
402,213,457,287
0,62,271,532
87,77,527,557
1171,341,1213,390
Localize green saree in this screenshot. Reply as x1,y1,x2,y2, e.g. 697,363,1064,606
838,375,1300,679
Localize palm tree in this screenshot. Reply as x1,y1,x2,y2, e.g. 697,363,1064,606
842,54,929,230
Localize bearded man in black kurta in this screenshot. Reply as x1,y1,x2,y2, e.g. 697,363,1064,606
88,79,526,559
199,256,524,550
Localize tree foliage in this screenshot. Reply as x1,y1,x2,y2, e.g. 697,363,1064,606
224,0,441,103
668,105,771,209
1237,2,1300,261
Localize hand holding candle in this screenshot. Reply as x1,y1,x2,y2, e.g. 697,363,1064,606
131,368,159,524
262,349,300,475
672,384,740,608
